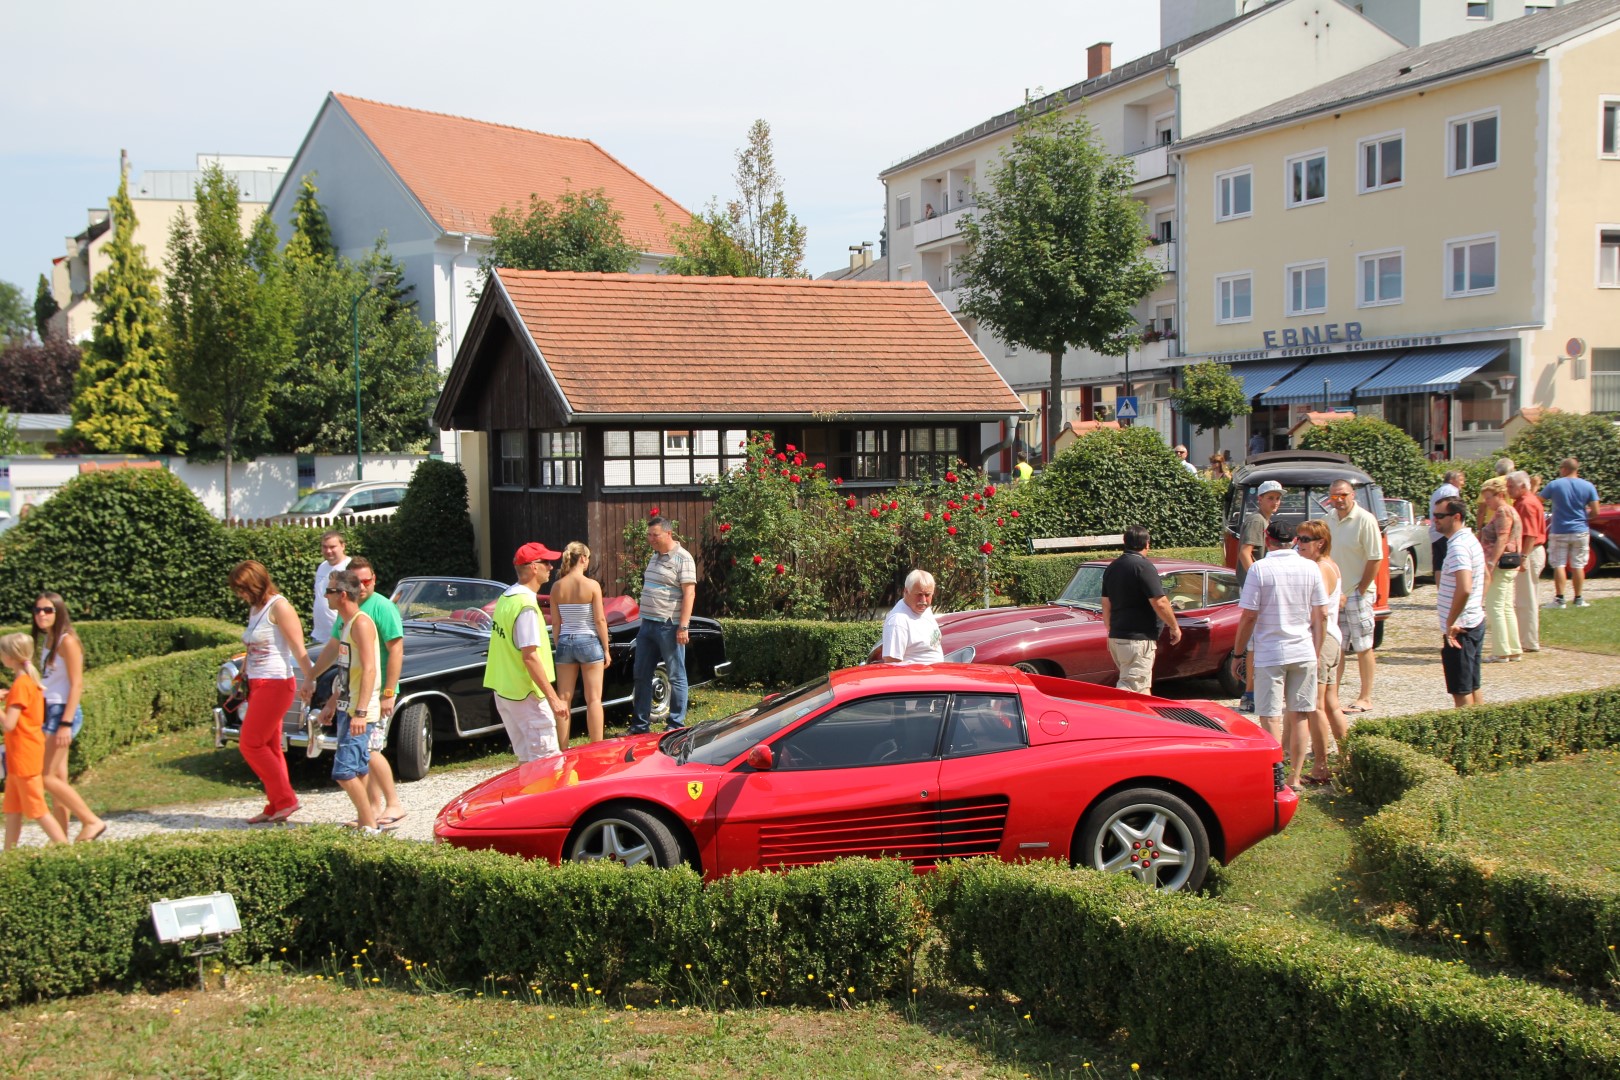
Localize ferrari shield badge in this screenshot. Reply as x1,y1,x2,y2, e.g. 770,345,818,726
687,781,704,800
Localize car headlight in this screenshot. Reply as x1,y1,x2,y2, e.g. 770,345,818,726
216,659,241,697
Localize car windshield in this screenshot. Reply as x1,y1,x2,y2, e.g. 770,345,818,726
1229,482,1388,533
676,680,836,766
1056,565,1105,609
288,490,346,513
392,579,507,623
1387,498,1412,524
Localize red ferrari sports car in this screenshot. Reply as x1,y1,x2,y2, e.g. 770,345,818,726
435,664,1297,892
926,559,1246,695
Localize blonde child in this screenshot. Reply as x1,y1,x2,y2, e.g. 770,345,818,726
2,633,70,848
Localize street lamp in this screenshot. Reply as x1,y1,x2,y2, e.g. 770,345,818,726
349,272,396,480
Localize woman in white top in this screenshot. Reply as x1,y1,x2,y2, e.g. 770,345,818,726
547,542,611,745
31,593,106,841
229,561,315,823
1293,520,1348,788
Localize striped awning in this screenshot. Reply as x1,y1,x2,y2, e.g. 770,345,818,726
1259,352,1405,406
1353,344,1507,397
1230,359,1308,400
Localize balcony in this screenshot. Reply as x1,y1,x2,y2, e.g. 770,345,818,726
1131,144,1171,187
1132,336,1174,367
912,203,977,249
934,285,965,313
1146,240,1177,273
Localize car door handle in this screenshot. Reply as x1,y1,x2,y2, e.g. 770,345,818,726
1175,617,1212,629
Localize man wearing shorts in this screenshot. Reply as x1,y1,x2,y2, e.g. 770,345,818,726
1231,519,1329,764
1100,525,1181,694
485,543,568,762
1236,480,1283,713
320,570,381,834
1433,496,1486,707
1541,457,1599,609
1325,479,1382,712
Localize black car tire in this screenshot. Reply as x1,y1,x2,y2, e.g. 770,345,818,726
1216,649,1245,697
1077,787,1209,893
1390,550,1416,597
1372,619,1385,650
391,701,433,781
568,805,684,868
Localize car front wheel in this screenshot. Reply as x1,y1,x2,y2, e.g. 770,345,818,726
1077,788,1210,892
568,806,683,868
649,663,672,724
390,701,433,781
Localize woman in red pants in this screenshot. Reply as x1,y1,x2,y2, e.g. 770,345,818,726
229,561,315,823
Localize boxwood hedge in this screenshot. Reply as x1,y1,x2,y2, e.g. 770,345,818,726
716,619,883,688
1005,547,1224,605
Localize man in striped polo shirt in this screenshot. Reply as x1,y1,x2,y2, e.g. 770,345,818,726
1231,519,1329,774
632,517,697,734
1433,495,1486,707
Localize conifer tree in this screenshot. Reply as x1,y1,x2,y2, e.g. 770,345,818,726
70,172,182,453
33,275,59,339
286,174,337,263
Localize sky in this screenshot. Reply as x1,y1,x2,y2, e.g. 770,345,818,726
1,0,1160,295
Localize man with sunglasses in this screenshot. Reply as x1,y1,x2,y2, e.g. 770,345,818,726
1325,479,1382,713
1433,496,1486,707
311,556,407,827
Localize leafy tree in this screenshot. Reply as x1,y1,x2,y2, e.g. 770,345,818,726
71,172,183,453
0,280,29,341
661,202,752,277
33,275,59,339
166,164,294,518
1505,412,1620,503
1168,361,1250,457
0,409,22,456
480,188,637,278
0,334,82,413
662,120,808,278
1298,415,1434,504
386,460,477,579
958,101,1163,461
285,173,336,262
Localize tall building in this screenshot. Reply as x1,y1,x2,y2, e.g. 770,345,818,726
1161,0,1570,49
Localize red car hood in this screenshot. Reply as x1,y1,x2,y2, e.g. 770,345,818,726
936,604,1101,648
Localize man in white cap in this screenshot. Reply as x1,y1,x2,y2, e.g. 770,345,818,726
1236,480,1284,712
484,542,569,762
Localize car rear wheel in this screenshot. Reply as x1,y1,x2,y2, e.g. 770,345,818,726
1390,550,1416,597
1215,649,1244,697
391,702,433,781
569,806,683,868
1012,660,1048,676
1077,788,1209,893
1372,619,1385,650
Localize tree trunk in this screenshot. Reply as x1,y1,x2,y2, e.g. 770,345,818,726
1212,426,1222,458
1046,348,1064,464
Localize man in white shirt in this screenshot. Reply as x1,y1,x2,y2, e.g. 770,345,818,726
1231,519,1329,764
881,570,945,664
311,531,351,645
1325,480,1382,713
1174,445,1198,475
1433,496,1487,708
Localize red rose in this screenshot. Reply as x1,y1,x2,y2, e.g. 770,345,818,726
923,511,932,521
720,522,732,531
1010,510,1020,518
947,525,958,536
945,471,958,483
980,541,994,554
846,497,857,509
781,469,790,477
776,452,787,462
650,507,660,516
775,563,786,574
972,493,983,502
785,444,796,452
833,477,843,485
814,462,825,470
888,500,899,511
996,517,1005,527
790,474,801,483
943,511,952,522
985,484,997,497
870,507,881,518
753,554,764,564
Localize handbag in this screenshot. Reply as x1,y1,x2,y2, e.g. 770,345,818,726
1497,552,1523,570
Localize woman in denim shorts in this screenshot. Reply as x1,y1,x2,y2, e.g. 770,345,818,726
32,594,106,841
548,542,612,745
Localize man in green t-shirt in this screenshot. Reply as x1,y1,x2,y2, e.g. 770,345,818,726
312,556,406,827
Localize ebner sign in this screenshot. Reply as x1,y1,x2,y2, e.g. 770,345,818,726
1204,324,1447,364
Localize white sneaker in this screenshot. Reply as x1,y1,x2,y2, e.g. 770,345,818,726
1573,597,1591,608
1543,596,1566,609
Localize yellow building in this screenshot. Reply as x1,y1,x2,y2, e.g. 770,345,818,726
1174,0,1620,460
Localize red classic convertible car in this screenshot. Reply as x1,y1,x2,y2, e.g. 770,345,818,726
435,664,1298,892
926,559,1246,696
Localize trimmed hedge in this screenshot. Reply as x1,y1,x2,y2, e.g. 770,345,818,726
71,642,240,774
0,831,922,1007
1346,688,1620,776
717,619,883,688
1006,546,1225,605
928,859,1620,1079
1341,732,1462,812
0,618,240,670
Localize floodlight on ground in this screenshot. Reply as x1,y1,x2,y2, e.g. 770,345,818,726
151,893,241,989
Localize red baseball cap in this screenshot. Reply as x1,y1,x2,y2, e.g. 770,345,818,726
513,541,562,566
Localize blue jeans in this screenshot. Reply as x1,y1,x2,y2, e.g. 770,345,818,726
631,619,687,733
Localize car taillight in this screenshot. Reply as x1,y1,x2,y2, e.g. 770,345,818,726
1274,762,1286,792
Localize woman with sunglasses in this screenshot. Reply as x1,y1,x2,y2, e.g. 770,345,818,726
30,594,106,841
229,561,316,823
1291,524,1348,787
1478,477,1524,663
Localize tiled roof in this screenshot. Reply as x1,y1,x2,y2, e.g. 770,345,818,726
468,270,1023,419
1180,0,1620,147
330,94,692,253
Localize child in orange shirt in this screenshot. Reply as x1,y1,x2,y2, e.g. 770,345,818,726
3,633,69,848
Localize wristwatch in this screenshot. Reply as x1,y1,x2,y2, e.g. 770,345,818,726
380,688,396,699
353,709,368,719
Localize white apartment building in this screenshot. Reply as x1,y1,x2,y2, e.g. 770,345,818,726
1164,0,1571,49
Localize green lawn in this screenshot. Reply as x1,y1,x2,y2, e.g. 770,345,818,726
1451,748,1620,889
0,967,1150,1079
1540,594,1620,656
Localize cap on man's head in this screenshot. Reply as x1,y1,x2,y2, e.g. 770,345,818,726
1265,519,1298,544
1256,480,1284,496
513,541,562,567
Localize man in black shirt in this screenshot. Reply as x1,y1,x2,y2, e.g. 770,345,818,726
1100,525,1182,694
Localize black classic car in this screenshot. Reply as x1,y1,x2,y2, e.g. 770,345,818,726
213,576,730,780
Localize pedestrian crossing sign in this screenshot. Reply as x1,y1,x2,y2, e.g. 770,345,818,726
1115,395,1140,420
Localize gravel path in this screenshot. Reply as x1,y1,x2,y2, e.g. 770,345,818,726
16,572,1620,849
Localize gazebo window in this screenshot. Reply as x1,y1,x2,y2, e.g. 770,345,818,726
603,428,748,487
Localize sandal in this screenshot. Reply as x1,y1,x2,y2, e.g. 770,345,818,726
76,821,109,842
1301,775,1333,786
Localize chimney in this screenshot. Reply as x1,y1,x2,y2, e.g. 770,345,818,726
848,241,873,271
1087,41,1112,80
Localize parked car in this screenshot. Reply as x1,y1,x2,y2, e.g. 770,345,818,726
1225,451,1392,647
1382,498,1433,597
1579,504,1620,569
213,576,730,780
268,480,410,525
881,559,1245,696
435,663,1298,892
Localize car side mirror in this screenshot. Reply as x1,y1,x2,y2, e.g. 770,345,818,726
746,744,774,771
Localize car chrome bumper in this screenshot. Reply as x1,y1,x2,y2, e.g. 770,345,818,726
213,705,337,758
713,660,732,678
